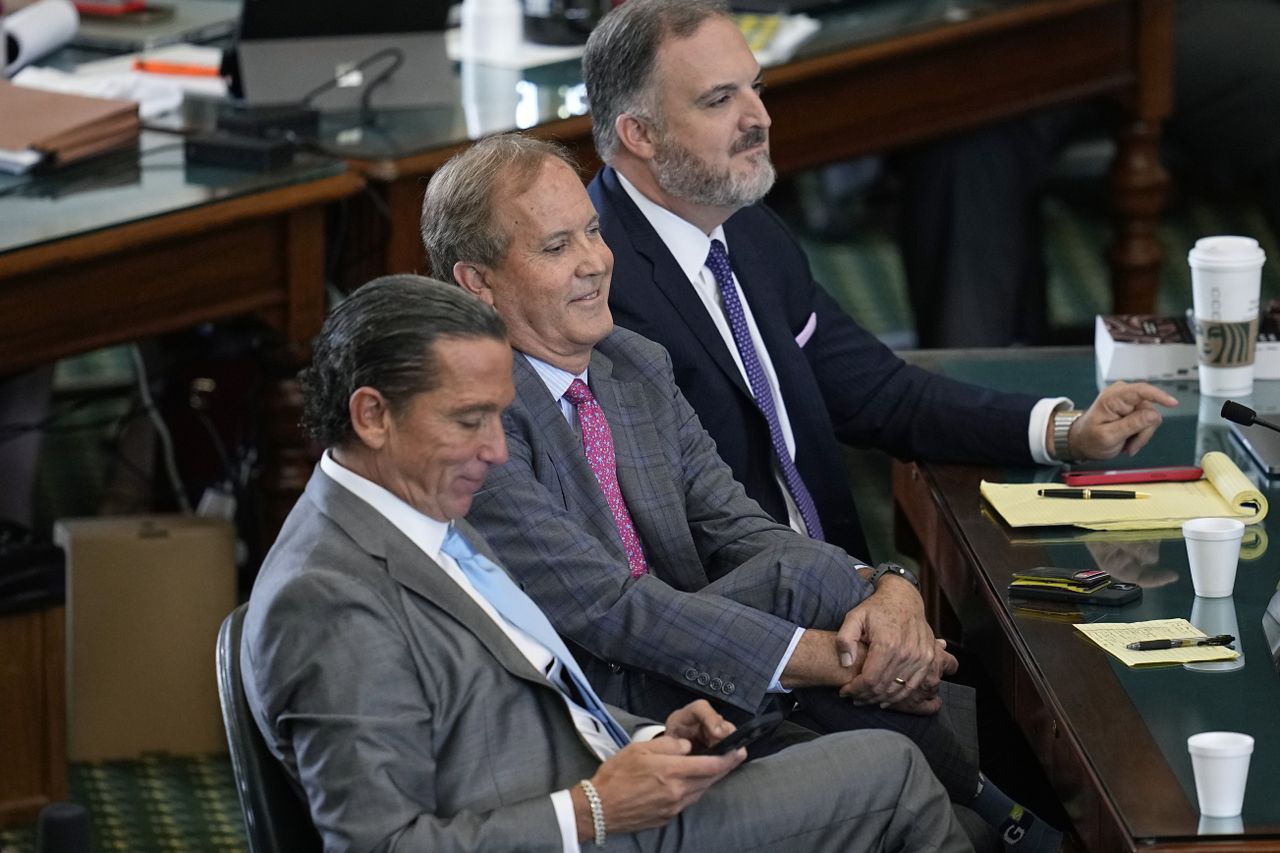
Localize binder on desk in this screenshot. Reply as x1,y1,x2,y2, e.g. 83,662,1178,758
0,81,139,173
980,451,1267,530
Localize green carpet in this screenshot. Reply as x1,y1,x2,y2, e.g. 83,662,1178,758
0,755,245,853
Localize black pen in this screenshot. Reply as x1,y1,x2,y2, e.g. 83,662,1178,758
1037,488,1150,500
1126,634,1235,651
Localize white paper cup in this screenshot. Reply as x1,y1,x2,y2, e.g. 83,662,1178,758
1183,517,1245,598
1188,731,1253,817
1198,815,1245,835
1184,596,1244,673
1190,236,1265,397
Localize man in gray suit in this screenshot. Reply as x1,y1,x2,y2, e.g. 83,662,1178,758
240,274,970,852
425,134,1057,851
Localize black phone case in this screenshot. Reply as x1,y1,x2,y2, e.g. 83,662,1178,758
693,710,785,755
1007,581,1142,607
1010,566,1111,591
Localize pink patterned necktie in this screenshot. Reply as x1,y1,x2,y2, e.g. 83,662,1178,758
563,379,649,578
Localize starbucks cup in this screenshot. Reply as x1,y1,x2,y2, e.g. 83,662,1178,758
1189,236,1265,397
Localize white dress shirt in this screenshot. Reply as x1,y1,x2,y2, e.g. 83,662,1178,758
613,173,1067,474
320,451,661,853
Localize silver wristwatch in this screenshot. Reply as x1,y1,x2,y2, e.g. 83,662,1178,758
1053,409,1083,463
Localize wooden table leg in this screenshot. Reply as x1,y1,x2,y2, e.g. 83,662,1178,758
1108,118,1170,315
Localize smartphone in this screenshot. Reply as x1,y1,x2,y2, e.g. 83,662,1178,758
1062,466,1203,486
693,710,785,756
1007,580,1142,607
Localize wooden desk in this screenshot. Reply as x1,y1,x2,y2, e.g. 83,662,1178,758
349,0,1172,314
892,351,1280,851
0,165,363,375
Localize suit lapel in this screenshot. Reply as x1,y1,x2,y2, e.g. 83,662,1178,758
305,469,549,688
598,167,750,399
724,216,817,422
511,354,629,566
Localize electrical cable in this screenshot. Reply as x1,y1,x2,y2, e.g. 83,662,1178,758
130,344,193,514
297,47,404,118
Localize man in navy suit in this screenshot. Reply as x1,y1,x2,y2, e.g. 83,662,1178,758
582,0,1179,561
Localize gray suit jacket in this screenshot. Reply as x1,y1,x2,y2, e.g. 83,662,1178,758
241,468,651,853
466,327,874,720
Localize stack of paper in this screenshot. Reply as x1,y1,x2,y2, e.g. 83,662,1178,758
980,451,1267,530
0,80,139,174
1075,619,1240,667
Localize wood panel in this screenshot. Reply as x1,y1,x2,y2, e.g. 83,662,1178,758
0,172,363,375
0,605,67,828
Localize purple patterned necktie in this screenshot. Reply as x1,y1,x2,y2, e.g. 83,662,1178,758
705,239,825,541
563,379,650,577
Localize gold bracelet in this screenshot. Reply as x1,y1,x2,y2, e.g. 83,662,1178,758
579,779,606,848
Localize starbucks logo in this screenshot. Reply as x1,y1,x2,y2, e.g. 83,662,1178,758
1196,317,1258,367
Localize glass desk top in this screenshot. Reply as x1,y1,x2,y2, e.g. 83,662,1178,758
0,131,347,255
159,0,1029,163
928,349,1280,842
0,0,1069,254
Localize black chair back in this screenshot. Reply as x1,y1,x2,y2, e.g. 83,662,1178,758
216,604,323,853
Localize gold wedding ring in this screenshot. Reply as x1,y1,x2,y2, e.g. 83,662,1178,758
893,676,907,685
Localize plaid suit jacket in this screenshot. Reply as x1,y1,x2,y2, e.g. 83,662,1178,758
466,327,874,720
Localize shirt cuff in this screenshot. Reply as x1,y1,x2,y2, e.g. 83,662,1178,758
632,725,667,743
550,790,582,853
1029,397,1073,465
767,626,806,693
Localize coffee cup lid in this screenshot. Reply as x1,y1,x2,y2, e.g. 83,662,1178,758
1189,236,1266,270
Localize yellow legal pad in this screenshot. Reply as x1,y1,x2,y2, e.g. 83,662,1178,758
1074,619,1240,667
980,451,1267,531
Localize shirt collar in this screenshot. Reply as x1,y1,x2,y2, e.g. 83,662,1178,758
615,170,729,282
521,351,589,402
319,449,450,562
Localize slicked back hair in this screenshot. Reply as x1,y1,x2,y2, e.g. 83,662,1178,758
421,133,579,284
583,0,729,162
299,274,507,448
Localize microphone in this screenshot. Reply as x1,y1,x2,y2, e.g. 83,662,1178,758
1221,400,1280,434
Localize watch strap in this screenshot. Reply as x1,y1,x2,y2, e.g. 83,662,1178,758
1053,409,1084,463
870,561,919,590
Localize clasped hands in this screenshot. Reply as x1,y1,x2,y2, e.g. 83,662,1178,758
835,574,956,714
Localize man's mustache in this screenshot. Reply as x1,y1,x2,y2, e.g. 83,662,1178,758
730,128,768,155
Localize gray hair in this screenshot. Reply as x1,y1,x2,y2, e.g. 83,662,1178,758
583,0,730,161
421,133,579,284
299,275,507,448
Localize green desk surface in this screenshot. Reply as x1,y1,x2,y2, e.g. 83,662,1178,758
928,348,1280,840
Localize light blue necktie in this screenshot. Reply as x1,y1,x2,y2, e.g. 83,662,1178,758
441,526,629,748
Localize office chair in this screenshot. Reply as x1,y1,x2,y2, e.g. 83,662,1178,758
216,604,323,853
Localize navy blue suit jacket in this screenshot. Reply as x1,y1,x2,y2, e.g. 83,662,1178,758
591,165,1039,559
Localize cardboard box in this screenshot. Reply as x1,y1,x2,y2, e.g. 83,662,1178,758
1096,305,1280,382
53,516,236,761
1094,313,1198,382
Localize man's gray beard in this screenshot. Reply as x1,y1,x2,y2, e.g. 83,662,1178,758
652,135,776,211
